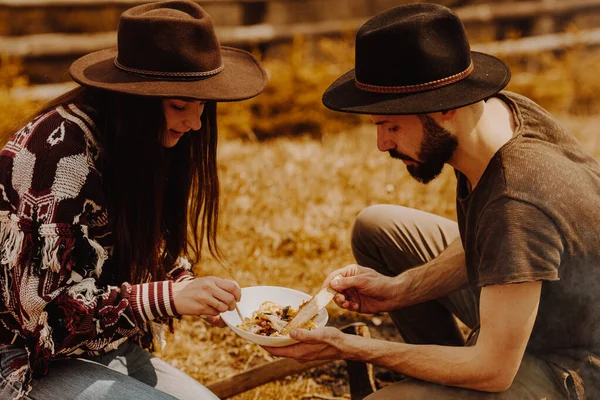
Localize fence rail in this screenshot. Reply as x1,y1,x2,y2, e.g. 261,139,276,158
1,0,600,59
0,0,263,5
0,18,369,58
9,26,600,102
3,0,600,98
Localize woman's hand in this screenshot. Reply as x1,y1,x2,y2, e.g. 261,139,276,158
323,264,403,314
172,277,241,324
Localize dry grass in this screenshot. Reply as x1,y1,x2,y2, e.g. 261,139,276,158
155,124,459,399
3,39,600,399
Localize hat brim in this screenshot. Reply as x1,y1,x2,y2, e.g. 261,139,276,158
322,52,510,115
69,46,267,102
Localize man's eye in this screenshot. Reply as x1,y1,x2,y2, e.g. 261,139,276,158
171,103,186,111
388,126,399,133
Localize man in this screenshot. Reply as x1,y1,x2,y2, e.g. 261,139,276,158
265,3,599,399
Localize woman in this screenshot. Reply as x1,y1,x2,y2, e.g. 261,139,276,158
0,1,267,399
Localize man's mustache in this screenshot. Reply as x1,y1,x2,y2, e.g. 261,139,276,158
388,149,418,163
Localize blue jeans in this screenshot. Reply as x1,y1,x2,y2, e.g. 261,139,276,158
0,341,219,400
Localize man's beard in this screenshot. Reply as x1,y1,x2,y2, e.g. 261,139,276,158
389,115,458,184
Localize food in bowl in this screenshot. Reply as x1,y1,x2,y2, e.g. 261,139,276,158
220,286,328,347
237,300,317,336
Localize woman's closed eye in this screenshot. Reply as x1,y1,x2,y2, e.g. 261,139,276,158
171,102,187,111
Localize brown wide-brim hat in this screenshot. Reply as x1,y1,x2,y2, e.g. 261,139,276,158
70,0,267,102
322,3,511,115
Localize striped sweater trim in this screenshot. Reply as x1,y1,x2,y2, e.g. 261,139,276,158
166,256,195,282
129,281,178,323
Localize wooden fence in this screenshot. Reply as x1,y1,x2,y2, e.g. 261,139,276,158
3,0,600,99
2,0,600,57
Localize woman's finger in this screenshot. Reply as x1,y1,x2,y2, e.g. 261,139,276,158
205,296,230,313
204,315,226,328
214,279,242,302
210,286,237,311
199,305,221,317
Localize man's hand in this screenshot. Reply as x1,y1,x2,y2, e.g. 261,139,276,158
323,264,402,313
172,277,241,321
263,327,348,362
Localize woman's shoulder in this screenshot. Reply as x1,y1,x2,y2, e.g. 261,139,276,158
3,103,102,161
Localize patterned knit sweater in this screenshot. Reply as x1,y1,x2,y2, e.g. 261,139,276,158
0,104,194,397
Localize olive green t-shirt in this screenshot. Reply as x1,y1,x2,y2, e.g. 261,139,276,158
456,91,600,397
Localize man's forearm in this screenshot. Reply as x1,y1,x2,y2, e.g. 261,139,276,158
344,335,507,392
394,237,468,308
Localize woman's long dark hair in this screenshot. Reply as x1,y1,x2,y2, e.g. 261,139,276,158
33,86,221,283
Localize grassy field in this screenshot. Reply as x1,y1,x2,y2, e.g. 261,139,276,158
3,38,600,399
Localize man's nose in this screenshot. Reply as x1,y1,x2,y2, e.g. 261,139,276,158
376,127,394,152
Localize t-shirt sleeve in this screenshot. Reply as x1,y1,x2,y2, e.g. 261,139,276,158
475,197,563,287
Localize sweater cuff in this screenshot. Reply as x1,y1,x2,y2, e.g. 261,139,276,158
130,281,178,323
174,272,195,283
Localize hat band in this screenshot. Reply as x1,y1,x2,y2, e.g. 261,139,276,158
355,62,474,94
114,59,225,79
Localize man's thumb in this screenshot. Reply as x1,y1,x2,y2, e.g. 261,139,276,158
290,328,315,342
329,276,353,291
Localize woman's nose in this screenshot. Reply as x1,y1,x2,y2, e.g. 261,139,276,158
184,103,204,131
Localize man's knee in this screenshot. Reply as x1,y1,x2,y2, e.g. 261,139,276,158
365,379,471,400
351,204,418,264
352,205,388,243
352,205,408,247
352,205,394,266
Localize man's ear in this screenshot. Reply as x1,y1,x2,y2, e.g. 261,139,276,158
441,109,458,120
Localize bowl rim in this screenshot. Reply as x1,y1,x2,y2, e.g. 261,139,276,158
220,285,329,345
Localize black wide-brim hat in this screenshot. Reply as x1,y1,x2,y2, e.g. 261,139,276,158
322,3,511,115
70,0,267,101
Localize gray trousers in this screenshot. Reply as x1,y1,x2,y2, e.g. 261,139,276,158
0,340,219,400
352,205,567,399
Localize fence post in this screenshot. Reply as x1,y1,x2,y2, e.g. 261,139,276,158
242,0,267,25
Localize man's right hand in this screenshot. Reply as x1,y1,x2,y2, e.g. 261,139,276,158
323,264,402,314
172,277,241,317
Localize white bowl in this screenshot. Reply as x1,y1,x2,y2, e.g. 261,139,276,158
221,286,328,347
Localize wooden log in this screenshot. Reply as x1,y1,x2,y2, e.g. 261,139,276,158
206,322,375,399
206,357,330,399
